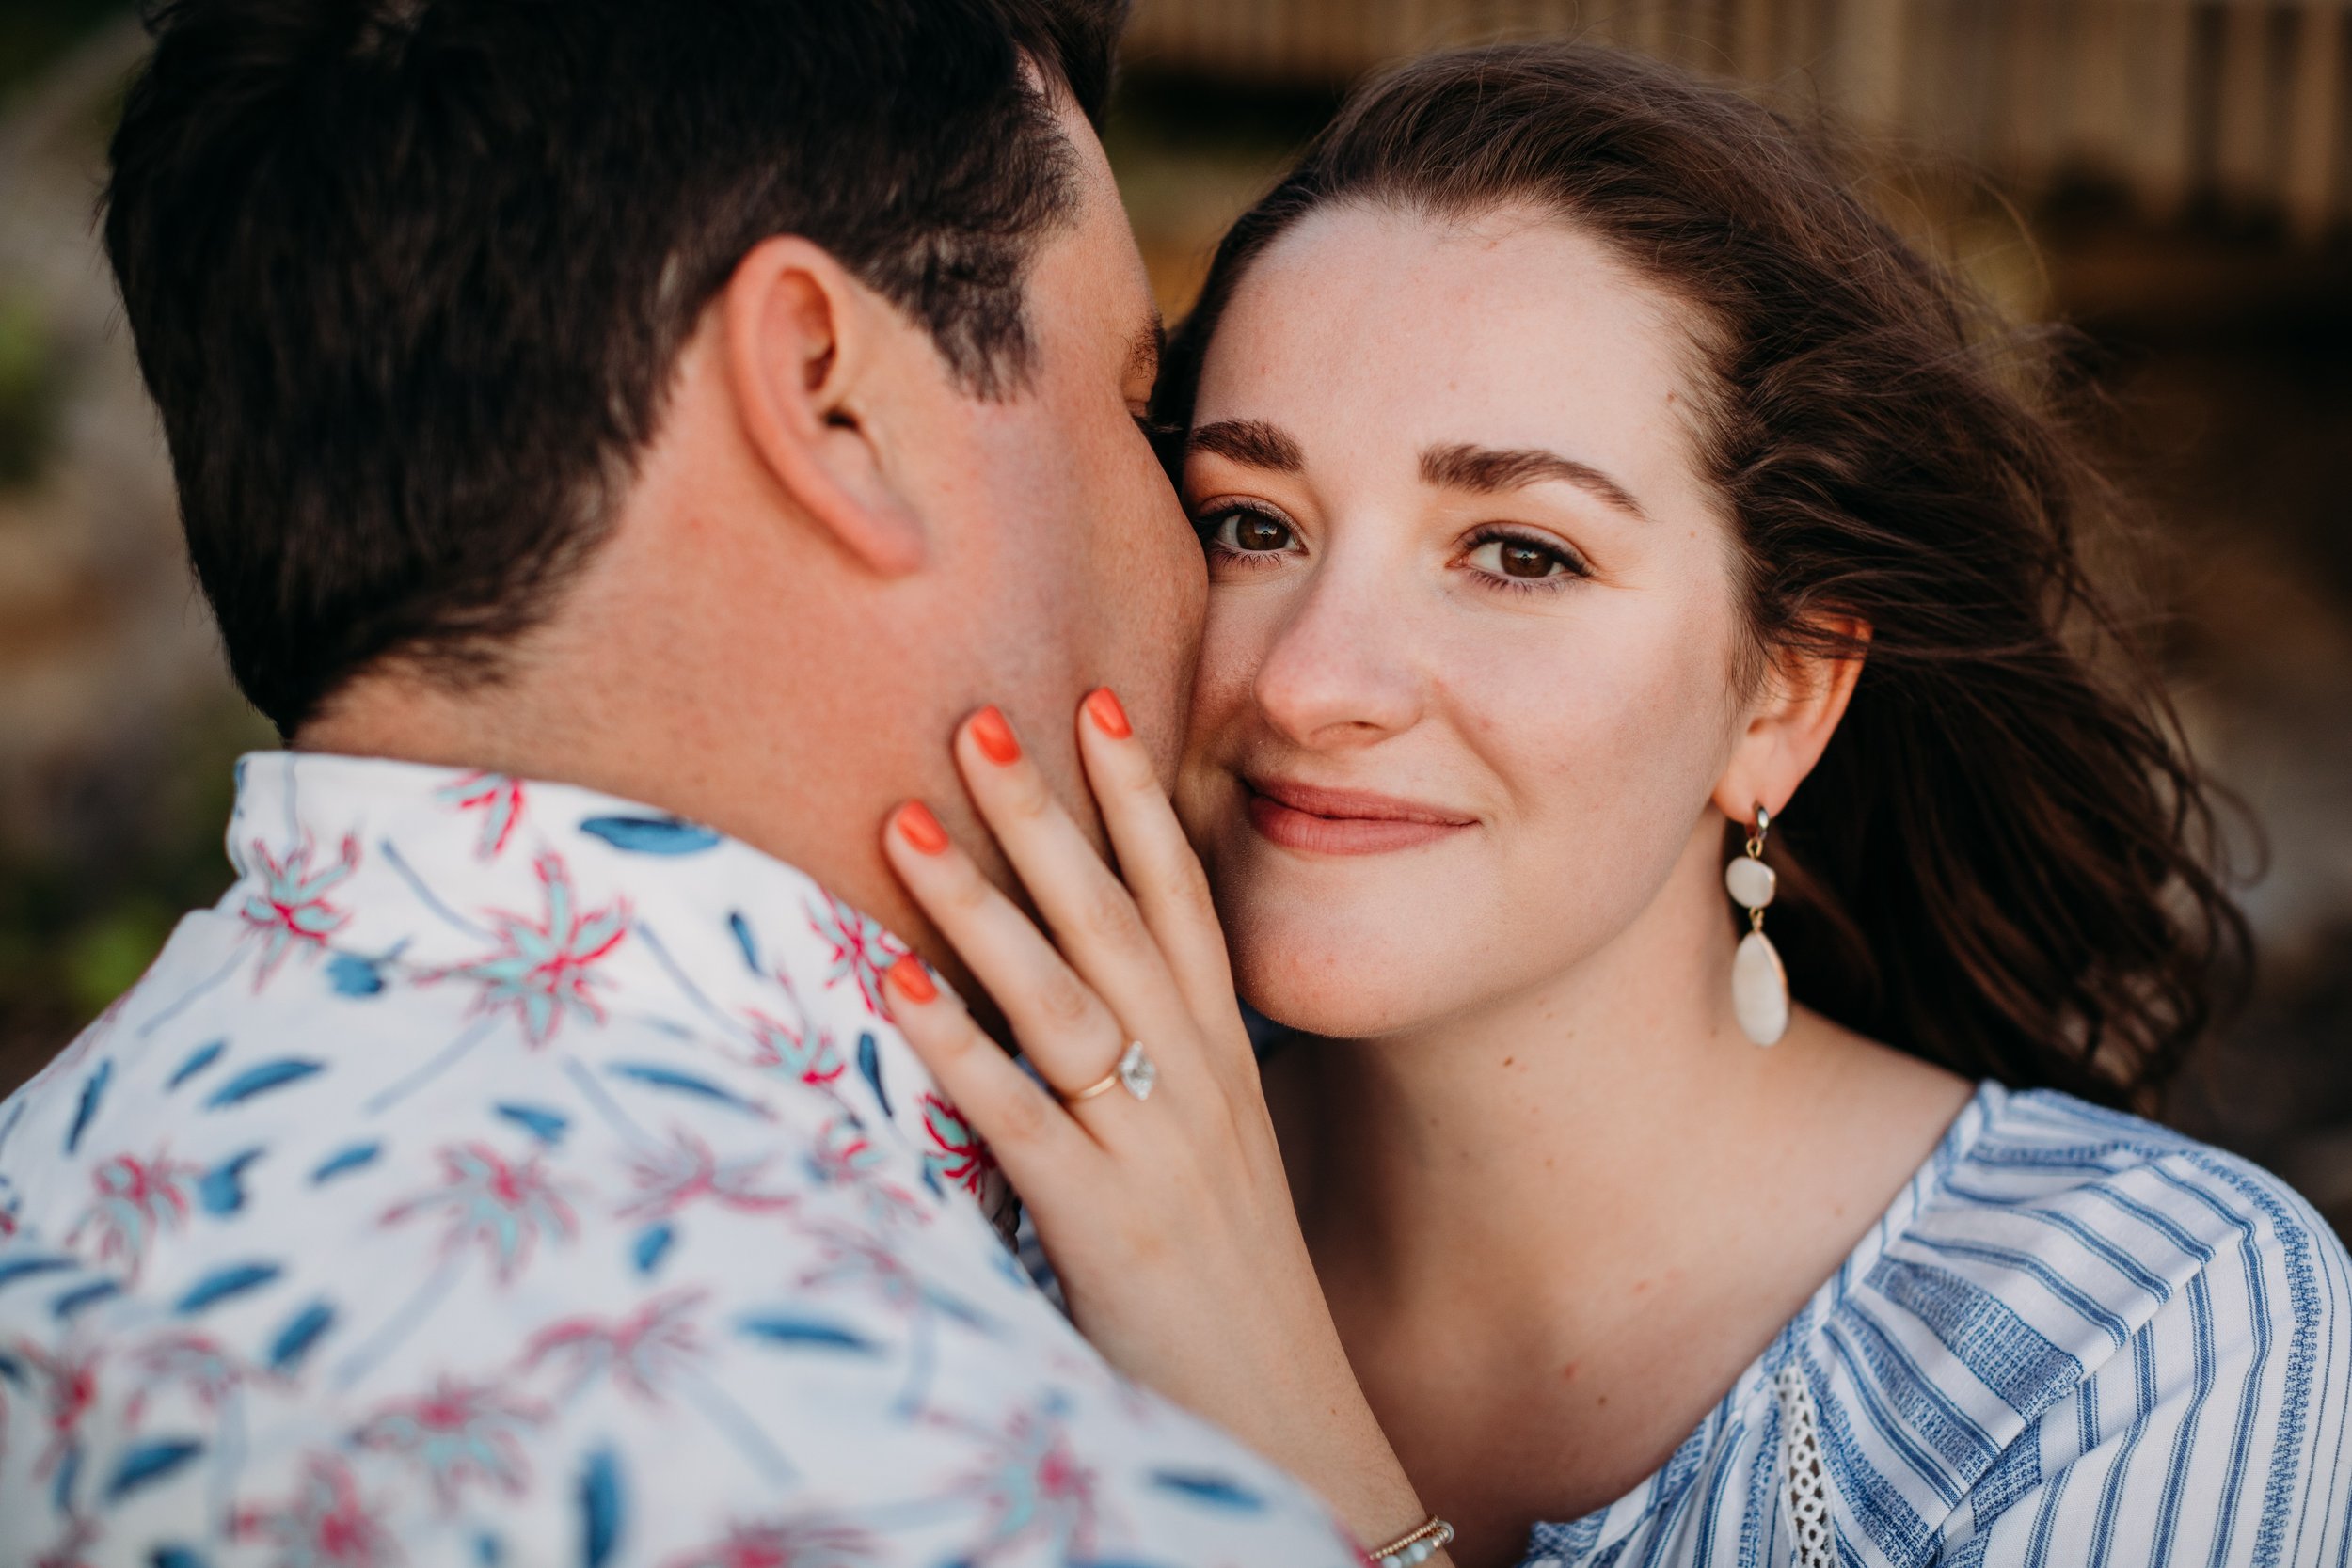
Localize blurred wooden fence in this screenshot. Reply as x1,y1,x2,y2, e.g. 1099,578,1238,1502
1125,0,2352,236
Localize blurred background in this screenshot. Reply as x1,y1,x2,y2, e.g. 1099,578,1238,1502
0,1,2346,1236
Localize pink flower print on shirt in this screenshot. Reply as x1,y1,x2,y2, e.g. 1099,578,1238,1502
742,1009,846,1088
436,771,528,861
660,1519,877,1568
430,853,628,1046
350,1374,546,1509
12,1340,99,1481
520,1289,709,1403
957,1399,1103,1564
918,1095,996,1200
333,1143,581,1390
233,1454,397,1568
123,1331,246,1429
381,1143,578,1282
617,1129,801,1223
240,835,360,990
66,1149,204,1280
804,894,905,1017
805,1118,928,1231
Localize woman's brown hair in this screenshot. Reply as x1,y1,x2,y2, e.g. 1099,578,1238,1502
1154,42,2249,1111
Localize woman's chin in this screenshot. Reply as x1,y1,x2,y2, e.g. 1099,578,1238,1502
1232,947,1452,1042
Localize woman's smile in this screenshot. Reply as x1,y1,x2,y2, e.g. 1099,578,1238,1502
1243,775,1478,855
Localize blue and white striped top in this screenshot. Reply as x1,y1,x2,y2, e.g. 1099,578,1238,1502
1521,1081,2352,1568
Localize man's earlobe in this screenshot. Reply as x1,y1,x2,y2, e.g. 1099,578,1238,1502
722,235,926,577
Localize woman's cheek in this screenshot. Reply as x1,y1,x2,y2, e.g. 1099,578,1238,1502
1470,617,1729,927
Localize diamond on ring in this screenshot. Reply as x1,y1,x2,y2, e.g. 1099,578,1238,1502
1115,1041,1156,1101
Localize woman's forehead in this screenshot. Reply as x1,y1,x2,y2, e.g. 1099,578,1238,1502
1192,202,1711,491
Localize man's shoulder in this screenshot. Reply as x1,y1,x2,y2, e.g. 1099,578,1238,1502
0,911,1361,1568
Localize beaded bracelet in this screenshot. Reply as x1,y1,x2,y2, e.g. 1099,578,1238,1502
1367,1515,1454,1568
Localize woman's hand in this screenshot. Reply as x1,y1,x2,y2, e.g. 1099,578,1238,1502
878,689,1439,1557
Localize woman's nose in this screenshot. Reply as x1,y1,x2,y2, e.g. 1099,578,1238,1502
1251,568,1424,749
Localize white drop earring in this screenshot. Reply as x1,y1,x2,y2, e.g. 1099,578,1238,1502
1727,803,1789,1046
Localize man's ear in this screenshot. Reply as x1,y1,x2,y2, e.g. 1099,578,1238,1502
721,234,926,577
1712,617,1870,827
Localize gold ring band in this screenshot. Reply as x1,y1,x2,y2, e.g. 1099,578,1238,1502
1057,1040,1157,1105
1064,1067,1124,1102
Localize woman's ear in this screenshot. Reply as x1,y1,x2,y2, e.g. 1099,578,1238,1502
1712,617,1870,824
720,234,926,577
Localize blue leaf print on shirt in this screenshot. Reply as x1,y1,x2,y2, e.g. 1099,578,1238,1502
55,1438,82,1510
66,1060,111,1153
496,1102,570,1145
52,1279,120,1320
199,1148,265,1214
310,1141,381,1183
104,1438,204,1503
580,1448,623,1568
632,1223,675,1276
1149,1471,1267,1511
735,1313,881,1354
856,1032,890,1119
267,1300,337,1372
579,816,722,855
0,1255,78,1293
727,911,760,974
606,1064,767,1117
204,1058,324,1109
326,952,389,997
151,1547,211,1568
166,1039,227,1090
174,1261,281,1314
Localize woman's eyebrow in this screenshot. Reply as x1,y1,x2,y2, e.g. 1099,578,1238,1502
1420,441,1646,520
1189,419,1305,473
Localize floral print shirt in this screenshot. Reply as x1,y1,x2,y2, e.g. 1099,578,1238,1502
0,752,1360,1568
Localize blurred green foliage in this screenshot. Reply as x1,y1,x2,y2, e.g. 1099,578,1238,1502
0,699,273,1091
0,289,58,487
0,0,126,96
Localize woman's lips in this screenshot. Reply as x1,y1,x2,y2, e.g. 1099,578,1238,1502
1242,777,1475,856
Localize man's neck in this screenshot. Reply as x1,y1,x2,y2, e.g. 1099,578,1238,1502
295,661,936,974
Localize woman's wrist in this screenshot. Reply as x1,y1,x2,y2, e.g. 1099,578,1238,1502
1270,1377,1444,1565
1365,1515,1456,1568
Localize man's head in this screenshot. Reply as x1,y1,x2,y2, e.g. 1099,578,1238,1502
106,0,1196,938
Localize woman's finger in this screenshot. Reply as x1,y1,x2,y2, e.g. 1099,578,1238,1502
1074,689,1241,1037
881,954,1099,1208
951,706,1200,1075
881,798,1139,1117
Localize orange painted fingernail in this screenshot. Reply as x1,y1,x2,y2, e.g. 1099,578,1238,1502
894,800,949,855
971,705,1022,766
886,955,937,1005
1084,687,1132,739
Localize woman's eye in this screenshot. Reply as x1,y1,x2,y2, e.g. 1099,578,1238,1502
1200,508,1297,556
1465,532,1584,583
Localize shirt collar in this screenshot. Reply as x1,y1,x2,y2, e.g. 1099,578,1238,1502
220,750,1009,1227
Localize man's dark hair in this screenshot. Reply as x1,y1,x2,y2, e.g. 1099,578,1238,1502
106,0,1128,734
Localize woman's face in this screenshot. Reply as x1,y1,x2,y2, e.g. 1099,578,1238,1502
1175,202,1753,1038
